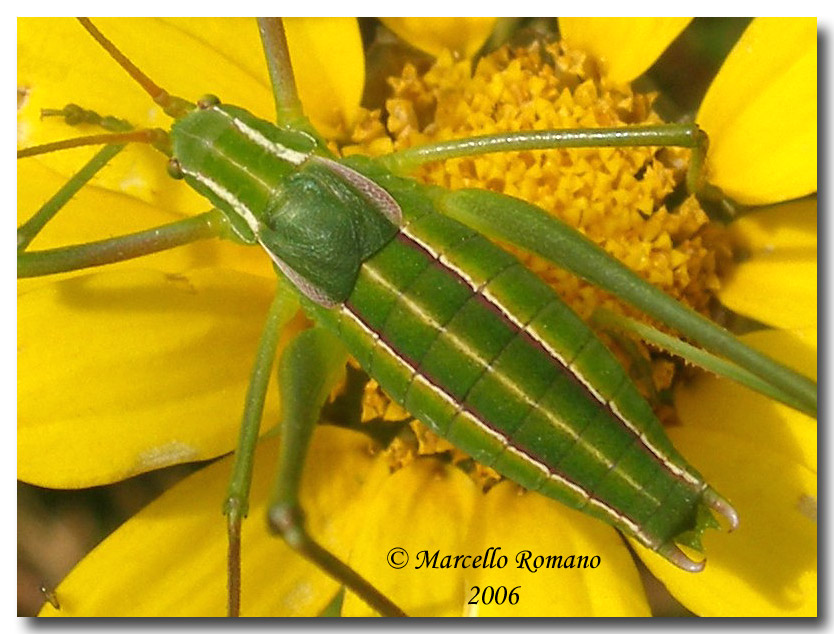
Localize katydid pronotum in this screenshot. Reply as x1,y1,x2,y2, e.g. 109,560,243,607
18,18,817,617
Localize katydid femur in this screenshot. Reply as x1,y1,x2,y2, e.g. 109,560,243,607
18,17,816,617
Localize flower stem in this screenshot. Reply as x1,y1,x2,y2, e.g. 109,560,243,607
17,211,223,278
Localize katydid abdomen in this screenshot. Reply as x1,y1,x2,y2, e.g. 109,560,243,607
314,172,723,570
170,100,735,572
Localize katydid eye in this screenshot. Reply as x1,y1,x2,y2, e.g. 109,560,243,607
197,94,221,109
167,157,184,179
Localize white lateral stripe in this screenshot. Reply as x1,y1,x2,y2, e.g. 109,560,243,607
362,262,501,382
455,409,506,445
362,263,444,338
362,263,569,428
363,257,659,503
216,106,310,165
180,167,260,236
339,303,654,546
403,228,570,366
607,401,699,485
178,127,275,195
400,225,697,489
502,444,645,539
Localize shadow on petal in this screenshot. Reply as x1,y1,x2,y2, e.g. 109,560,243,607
19,268,279,487
39,426,385,616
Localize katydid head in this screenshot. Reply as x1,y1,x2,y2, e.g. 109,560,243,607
167,98,402,307
75,16,401,309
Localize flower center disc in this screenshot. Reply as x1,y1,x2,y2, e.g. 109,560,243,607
341,41,732,477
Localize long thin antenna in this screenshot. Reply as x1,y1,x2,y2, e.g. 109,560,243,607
76,18,193,118
17,129,168,159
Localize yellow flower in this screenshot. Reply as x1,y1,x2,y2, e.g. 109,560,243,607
18,18,815,617
519,18,817,616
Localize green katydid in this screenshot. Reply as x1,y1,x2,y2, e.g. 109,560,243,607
18,18,816,617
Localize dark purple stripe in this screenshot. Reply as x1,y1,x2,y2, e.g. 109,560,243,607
342,299,648,538
396,229,697,490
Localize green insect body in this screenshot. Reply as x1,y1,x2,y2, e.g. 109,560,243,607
170,99,737,571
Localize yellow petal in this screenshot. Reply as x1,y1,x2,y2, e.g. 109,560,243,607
19,268,284,487
718,199,817,329
465,482,651,616
697,18,817,204
637,427,816,617
39,426,384,616
341,458,479,616
283,18,364,138
18,18,274,211
676,327,816,473
559,18,692,84
380,18,497,59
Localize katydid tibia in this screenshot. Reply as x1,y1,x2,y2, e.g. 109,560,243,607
18,18,816,617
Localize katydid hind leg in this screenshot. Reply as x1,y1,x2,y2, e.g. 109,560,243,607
435,187,816,417
17,212,223,279
222,281,299,617
267,325,406,617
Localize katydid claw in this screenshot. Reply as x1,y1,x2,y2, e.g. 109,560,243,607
704,488,740,531
657,542,706,572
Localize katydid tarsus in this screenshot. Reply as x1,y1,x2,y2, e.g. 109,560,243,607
18,18,816,617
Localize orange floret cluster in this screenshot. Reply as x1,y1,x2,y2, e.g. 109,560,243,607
341,41,731,479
